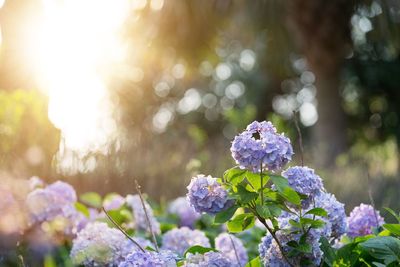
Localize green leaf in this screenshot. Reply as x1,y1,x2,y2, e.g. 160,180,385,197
320,237,336,267
214,205,238,224
305,207,328,217
246,171,269,191
224,167,247,185
359,236,400,265
383,224,400,236
256,203,281,219
44,255,57,267
299,218,325,229
237,184,258,203
184,245,217,257
227,213,255,233
80,192,102,208
74,202,90,217
384,207,400,223
270,175,300,205
245,256,261,267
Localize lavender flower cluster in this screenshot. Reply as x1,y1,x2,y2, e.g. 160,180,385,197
168,197,201,227
186,175,232,214
215,233,248,267
126,194,161,235
184,252,232,267
230,121,293,172
119,250,177,267
161,227,210,256
347,203,384,238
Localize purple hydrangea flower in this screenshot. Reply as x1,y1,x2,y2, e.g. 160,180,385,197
347,203,384,238
187,175,233,214
161,227,210,256
26,181,78,223
126,194,161,235
230,121,293,173
104,194,125,211
168,197,201,228
70,222,129,266
314,192,346,239
215,233,248,267
118,250,177,267
282,166,324,208
184,252,232,267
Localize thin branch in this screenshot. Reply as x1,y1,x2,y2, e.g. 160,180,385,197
135,180,159,252
102,207,146,253
229,234,242,267
366,171,380,228
293,110,304,166
248,205,295,267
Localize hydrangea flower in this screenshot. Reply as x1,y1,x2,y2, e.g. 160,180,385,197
168,197,201,228
187,175,233,214
347,203,384,238
184,252,232,267
26,181,78,224
161,227,210,256
126,194,161,235
230,121,293,172
282,166,324,208
104,194,125,211
314,192,346,239
70,222,129,266
118,250,177,267
215,233,248,266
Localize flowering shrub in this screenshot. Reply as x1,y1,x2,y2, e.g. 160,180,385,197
2,120,400,266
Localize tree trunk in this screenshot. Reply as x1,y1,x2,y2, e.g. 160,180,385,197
286,0,355,168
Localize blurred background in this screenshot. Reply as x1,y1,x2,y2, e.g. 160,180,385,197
0,0,399,211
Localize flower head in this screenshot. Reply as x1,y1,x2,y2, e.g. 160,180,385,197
215,233,248,267
184,252,232,267
118,250,177,267
314,192,346,239
231,121,293,172
126,194,161,235
282,166,324,208
26,180,81,233
161,227,210,256
104,194,125,211
70,222,129,266
347,204,384,238
168,197,201,227
187,175,233,214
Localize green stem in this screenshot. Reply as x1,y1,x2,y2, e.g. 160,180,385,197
260,163,264,206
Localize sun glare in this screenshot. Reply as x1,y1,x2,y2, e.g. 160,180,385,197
29,0,131,153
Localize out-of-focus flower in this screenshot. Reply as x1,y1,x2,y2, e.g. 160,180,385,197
168,197,201,227
347,203,384,238
187,175,233,214
161,227,210,256
215,233,248,267
70,222,133,266
184,252,232,267
282,166,324,208
104,194,125,211
230,121,293,173
28,176,44,190
118,250,177,267
314,192,346,239
126,194,161,235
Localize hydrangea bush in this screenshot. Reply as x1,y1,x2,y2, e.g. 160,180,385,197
3,120,400,266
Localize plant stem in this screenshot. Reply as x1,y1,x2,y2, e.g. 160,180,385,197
293,110,304,167
229,234,242,267
102,207,146,253
260,162,264,206
248,204,295,267
135,180,159,252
